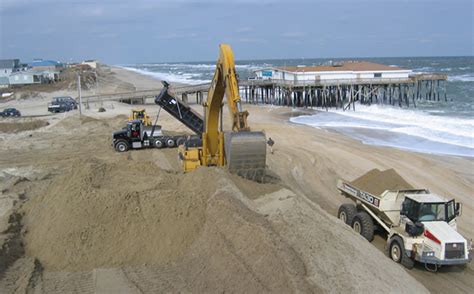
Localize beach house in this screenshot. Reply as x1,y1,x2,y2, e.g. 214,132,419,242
9,71,44,85
82,60,99,69
0,59,21,77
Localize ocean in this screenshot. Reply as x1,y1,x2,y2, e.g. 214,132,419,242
120,56,474,158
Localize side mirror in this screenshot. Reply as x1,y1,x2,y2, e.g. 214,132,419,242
455,202,462,216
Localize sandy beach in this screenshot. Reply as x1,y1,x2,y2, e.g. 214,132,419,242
0,65,472,293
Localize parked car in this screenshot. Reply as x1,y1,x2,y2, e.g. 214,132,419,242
0,108,21,117
48,96,78,113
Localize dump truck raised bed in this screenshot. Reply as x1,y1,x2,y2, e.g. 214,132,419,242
337,168,472,271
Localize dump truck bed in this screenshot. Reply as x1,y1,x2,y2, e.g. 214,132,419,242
337,169,427,226
349,168,414,196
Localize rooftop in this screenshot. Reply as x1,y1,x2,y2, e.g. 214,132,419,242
0,59,20,69
405,193,448,203
30,60,63,67
274,61,406,73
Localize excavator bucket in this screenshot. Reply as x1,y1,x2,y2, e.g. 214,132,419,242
224,131,267,182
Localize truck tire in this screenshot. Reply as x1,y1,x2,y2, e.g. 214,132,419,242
351,211,374,242
176,137,186,147
338,203,357,225
389,235,415,269
115,140,129,152
154,139,164,149
166,138,175,148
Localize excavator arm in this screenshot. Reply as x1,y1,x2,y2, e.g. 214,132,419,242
203,44,251,166
179,44,266,181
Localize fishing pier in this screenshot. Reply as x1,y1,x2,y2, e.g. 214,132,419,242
80,61,448,110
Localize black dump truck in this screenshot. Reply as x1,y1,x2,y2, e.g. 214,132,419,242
112,120,191,152
112,82,204,152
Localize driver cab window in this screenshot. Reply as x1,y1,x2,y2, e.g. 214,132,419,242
403,198,420,222
447,201,455,222
418,203,446,222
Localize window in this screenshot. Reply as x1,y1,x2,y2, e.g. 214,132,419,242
403,198,420,222
418,203,446,221
447,200,455,222
374,73,382,78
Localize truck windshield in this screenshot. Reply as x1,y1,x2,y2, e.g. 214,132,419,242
418,203,446,222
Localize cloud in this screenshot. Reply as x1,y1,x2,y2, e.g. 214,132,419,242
281,32,307,38
80,5,105,17
236,27,254,34
236,37,267,44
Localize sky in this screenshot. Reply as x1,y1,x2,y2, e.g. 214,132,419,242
0,0,472,64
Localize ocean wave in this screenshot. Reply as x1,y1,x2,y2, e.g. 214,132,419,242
448,74,474,82
120,66,211,85
124,63,262,71
290,105,474,156
415,66,434,72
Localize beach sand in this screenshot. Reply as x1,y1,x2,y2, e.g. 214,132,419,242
0,65,472,293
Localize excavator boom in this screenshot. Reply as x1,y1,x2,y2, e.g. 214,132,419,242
172,44,266,181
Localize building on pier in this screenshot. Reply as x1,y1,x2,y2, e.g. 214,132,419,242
253,61,412,82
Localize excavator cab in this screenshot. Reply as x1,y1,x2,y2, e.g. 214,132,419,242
129,109,152,126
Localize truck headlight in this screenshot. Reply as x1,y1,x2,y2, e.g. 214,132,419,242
423,251,435,257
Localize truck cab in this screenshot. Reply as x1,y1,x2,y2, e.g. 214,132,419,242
392,194,471,269
113,120,155,151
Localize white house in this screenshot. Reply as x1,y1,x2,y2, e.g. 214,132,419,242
253,61,412,83
0,59,20,77
82,60,99,69
9,71,44,85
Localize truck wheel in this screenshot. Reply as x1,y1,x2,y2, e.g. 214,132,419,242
389,236,415,269
115,141,129,152
154,139,164,149
166,138,175,148
338,203,357,225
176,137,186,146
351,211,374,242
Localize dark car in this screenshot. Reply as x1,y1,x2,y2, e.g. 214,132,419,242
48,96,77,113
1,108,21,117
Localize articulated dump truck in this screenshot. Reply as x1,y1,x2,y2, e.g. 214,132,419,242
337,169,472,271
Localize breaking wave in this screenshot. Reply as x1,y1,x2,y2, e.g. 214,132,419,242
120,66,211,85
290,105,474,157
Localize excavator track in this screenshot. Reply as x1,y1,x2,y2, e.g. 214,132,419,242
225,131,267,182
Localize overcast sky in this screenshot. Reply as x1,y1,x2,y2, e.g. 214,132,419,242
0,0,472,64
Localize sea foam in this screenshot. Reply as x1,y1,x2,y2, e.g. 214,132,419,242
290,105,474,157
121,66,211,85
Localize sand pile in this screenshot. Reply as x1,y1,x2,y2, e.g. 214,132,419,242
21,158,216,271
19,157,314,292
0,120,49,133
350,168,414,195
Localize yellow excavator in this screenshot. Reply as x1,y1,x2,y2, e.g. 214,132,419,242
129,109,152,126
156,44,266,181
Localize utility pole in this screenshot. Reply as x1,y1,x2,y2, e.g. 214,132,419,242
94,71,99,94
77,72,82,116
